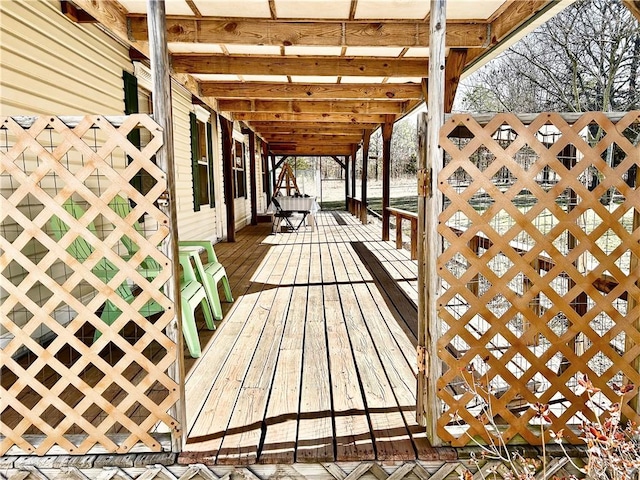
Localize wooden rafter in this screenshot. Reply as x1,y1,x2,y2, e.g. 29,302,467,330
217,99,407,114
200,83,424,100
60,1,97,23
248,121,379,131
270,145,355,155
173,55,428,77
128,17,488,48
233,112,388,123
257,127,368,136
261,134,363,143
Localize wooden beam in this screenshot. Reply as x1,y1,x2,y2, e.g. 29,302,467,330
201,82,423,100
331,156,347,169
261,140,271,201
259,128,366,136
246,121,380,131
233,112,388,123
623,0,640,21
444,49,467,113
345,154,350,210
381,115,393,242
173,55,428,77
490,0,549,43
60,1,97,23
129,17,488,48
220,116,236,242
146,0,184,452
360,129,371,224
262,134,362,143
270,153,277,196
248,131,258,226
420,0,447,446
351,144,357,205
217,99,407,114
270,145,354,155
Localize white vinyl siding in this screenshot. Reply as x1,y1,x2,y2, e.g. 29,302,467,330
0,0,130,116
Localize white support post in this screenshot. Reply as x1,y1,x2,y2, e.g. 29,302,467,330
147,0,186,452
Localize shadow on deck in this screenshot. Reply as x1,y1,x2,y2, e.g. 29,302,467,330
181,212,434,465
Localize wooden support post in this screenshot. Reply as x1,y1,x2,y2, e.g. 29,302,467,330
382,115,394,241
360,130,371,224
270,153,277,196
345,154,350,211
417,0,446,445
395,213,403,249
351,144,357,208
248,130,258,225
410,217,418,260
220,116,236,242
262,142,271,201
146,0,185,451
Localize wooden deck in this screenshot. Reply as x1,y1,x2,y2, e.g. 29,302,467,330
181,211,432,465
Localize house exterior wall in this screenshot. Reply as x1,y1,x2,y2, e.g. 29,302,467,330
0,0,130,116
0,0,260,342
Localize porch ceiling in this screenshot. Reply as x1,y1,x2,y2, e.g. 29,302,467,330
71,0,575,155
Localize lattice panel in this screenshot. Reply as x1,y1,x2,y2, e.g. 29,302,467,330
0,115,179,455
436,112,640,446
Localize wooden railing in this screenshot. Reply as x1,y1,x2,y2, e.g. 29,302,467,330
386,207,418,260
347,196,367,223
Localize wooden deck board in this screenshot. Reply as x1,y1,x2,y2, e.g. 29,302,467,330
324,283,375,461
325,223,416,461
296,285,334,462
259,286,307,463
216,285,293,464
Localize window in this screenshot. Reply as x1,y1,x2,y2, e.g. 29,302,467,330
233,140,247,199
190,111,215,211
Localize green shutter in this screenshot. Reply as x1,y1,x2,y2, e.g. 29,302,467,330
123,71,142,192
190,112,201,212
243,144,248,199
206,120,215,207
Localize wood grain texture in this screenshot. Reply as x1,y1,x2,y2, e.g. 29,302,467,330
218,99,407,114
201,83,424,100
129,17,487,47
173,55,428,77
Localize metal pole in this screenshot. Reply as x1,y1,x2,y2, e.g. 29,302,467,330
146,0,185,451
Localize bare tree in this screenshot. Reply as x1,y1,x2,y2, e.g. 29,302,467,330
459,0,640,113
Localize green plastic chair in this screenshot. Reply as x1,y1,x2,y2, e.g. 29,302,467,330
49,198,164,341
108,195,219,357
178,241,233,320
178,250,215,358
51,198,213,357
108,195,162,275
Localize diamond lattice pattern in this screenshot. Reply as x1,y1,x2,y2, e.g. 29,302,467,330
0,115,179,455
437,112,640,446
